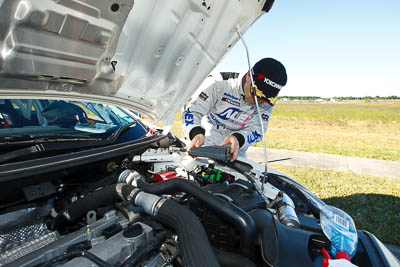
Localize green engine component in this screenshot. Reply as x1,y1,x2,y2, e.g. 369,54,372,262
197,166,234,185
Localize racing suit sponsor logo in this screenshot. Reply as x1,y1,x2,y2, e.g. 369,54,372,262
223,93,240,101
215,107,241,121
236,116,250,127
221,97,240,106
199,92,208,101
261,113,269,121
208,114,226,127
184,109,194,126
247,130,261,144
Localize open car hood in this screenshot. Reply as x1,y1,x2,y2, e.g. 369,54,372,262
0,0,274,125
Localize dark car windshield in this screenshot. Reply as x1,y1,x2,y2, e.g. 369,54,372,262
0,99,141,139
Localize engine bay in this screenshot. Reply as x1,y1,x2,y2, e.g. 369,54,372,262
0,145,386,267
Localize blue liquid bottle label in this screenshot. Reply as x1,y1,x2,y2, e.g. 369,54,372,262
334,214,350,230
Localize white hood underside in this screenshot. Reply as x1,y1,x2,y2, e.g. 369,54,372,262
0,0,268,125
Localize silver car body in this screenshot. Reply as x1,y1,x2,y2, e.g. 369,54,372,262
0,0,268,124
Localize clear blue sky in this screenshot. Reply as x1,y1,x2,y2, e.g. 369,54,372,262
216,1,400,97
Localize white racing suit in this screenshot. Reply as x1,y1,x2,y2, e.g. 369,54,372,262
182,75,273,158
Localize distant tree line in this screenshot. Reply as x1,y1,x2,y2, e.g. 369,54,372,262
279,96,323,100
279,96,400,101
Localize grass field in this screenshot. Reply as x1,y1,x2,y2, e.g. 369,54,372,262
259,101,400,161
269,163,400,245
271,101,400,122
171,101,400,161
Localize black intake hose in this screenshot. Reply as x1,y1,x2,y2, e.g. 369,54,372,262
51,183,139,230
248,209,279,266
136,178,257,252
156,199,219,267
65,185,120,220
51,184,122,230
214,248,256,267
122,189,219,267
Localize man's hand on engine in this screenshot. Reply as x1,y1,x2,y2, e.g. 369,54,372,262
221,135,239,161
188,134,205,151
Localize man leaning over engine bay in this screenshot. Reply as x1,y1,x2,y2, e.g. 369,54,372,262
182,58,287,161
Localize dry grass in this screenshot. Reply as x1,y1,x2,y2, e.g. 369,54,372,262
263,116,400,161
257,101,400,161
170,101,400,161
270,101,400,122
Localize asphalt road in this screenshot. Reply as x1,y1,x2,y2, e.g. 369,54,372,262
247,147,400,260
247,147,400,179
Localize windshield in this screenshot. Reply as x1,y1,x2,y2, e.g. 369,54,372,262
0,99,141,138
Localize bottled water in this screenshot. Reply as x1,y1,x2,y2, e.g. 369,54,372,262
320,205,358,259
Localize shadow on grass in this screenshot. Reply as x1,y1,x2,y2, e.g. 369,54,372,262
322,193,400,246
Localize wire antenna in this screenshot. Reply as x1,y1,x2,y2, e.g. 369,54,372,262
235,26,268,190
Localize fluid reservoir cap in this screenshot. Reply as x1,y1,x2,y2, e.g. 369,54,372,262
123,223,144,238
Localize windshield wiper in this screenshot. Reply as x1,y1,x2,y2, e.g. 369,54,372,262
106,122,137,141
0,134,101,146
0,138,106,165
0,123,140,164
0,135,104,164
0,144,47,164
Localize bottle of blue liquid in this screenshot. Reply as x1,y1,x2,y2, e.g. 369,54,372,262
320,205,358,260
